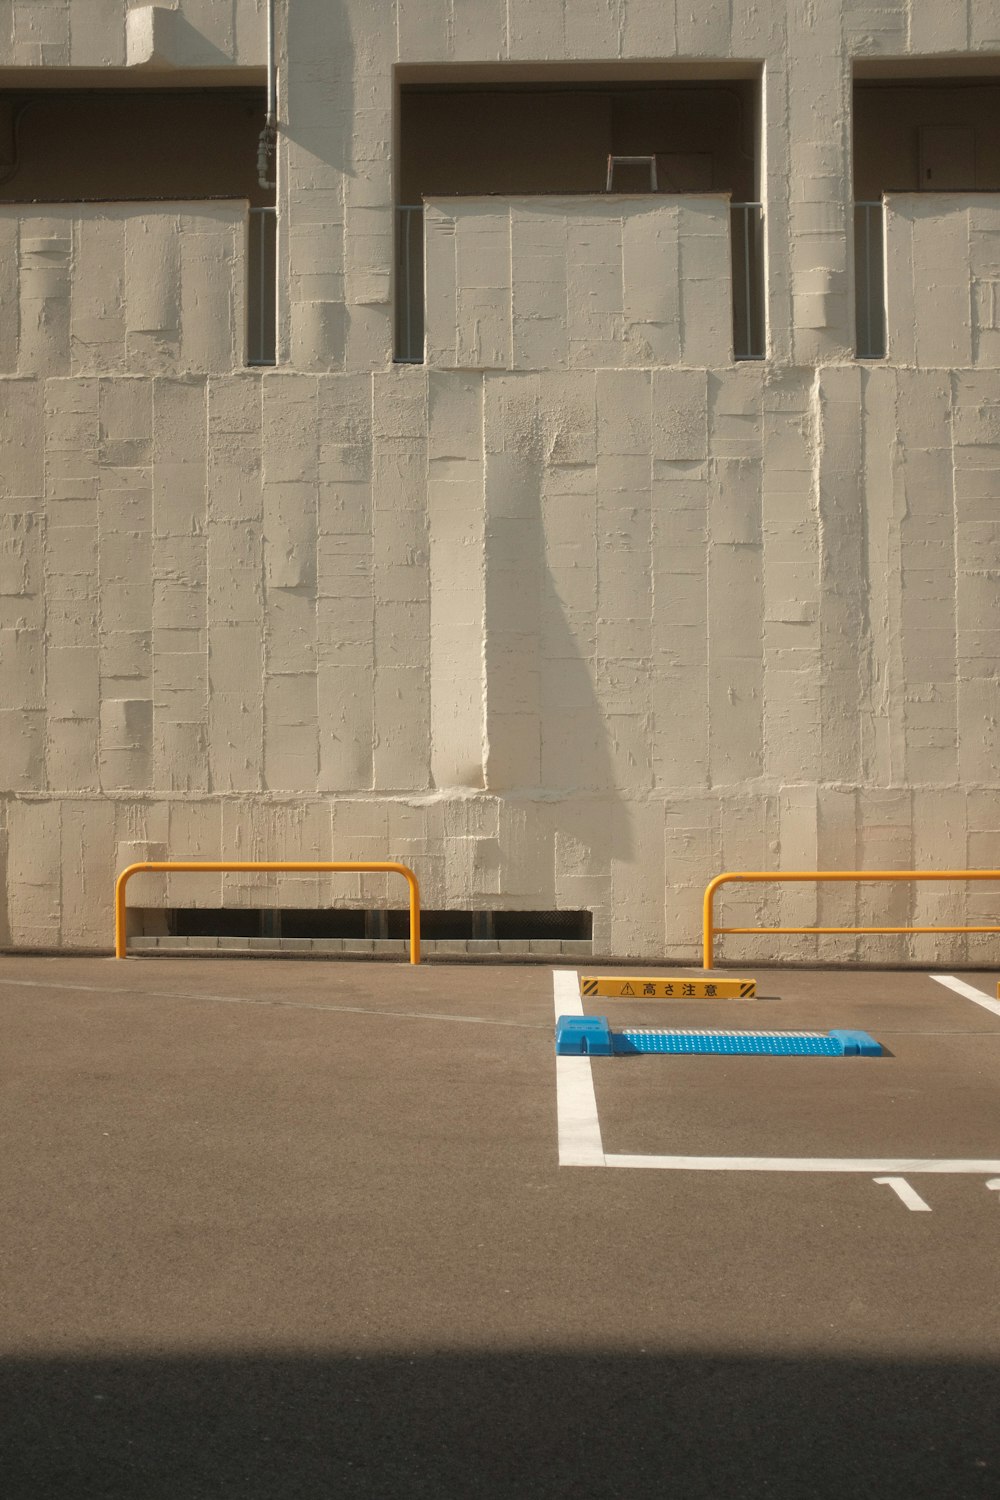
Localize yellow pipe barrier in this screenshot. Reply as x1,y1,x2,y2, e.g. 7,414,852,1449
702,869,1000,971
115,861,421,964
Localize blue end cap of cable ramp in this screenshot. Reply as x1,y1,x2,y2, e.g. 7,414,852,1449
554,1015,614,1056
827,1029,883,1056
555,1019,882,1057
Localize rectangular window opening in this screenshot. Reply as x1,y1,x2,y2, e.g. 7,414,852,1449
394,70,763,363
853,67,1000,359
0,86,276,365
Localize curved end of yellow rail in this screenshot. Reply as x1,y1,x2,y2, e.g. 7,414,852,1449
114,861,421,964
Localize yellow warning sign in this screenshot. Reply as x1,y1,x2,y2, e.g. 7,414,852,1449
579,976,756,999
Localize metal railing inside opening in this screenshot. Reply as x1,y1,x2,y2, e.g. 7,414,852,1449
396,201,767,364
731,202,765,359
396,204,424,363
248,206,277,366
854,201,886,360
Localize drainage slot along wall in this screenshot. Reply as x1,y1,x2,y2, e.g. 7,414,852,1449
133,908,593,947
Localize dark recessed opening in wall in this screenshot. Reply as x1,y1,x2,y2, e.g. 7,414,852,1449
147,909,593,942
278,909,369,939
852,67,1000,359
492,910,592,940
394,65,763,362
0,87,276,363
173,907,263,939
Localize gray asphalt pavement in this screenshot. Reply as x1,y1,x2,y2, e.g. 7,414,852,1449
3,956,999,1498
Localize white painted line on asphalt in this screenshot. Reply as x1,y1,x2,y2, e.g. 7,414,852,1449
874,1176,932,1211
930,974,1000,1020
555,969,1000,1177
553,970,605,1167
605,1154,1000,1173
987,1179,1000,1193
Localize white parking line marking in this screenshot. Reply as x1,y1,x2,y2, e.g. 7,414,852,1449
604,1154,1000,1173
930,974,1000,1020
874,1176,932,1211
555,970,1000,1176
987,1179,1000,1194
553,970,605,1167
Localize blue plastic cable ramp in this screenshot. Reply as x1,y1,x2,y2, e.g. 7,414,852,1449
555,1016,882,1057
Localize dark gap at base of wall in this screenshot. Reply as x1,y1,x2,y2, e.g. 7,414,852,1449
155,908,594,942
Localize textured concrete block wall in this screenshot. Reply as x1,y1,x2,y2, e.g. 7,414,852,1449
886,195,1000,367
0,1,266,68
3,0,1000,960
424,197,733,370
0,204,247,377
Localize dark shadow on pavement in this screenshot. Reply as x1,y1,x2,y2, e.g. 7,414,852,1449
3,1349,998,1499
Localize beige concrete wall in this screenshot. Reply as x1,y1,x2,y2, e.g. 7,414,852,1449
423,196,733,370
886,193,1000,366
4,353,1000,959
3,0,1000,961
0,2,265,69
0,203,247,375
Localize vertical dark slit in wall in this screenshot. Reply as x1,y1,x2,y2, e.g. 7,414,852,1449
731,202,765,358
248,206,277,364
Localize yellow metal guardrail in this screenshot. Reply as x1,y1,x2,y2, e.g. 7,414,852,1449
703,869,1000,971
115,861,421,964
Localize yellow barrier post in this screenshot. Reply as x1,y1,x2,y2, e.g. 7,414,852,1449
115,861,421,964
703,869,1000,971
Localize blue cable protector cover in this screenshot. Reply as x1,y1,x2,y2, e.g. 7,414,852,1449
614,1030,844,1056
554,1019,882,1057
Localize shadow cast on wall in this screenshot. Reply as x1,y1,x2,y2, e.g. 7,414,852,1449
483,381,635,867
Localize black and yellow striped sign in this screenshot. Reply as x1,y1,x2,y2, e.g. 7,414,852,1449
580,976,756,999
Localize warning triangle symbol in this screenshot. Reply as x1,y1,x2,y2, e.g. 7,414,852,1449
621,983,635,996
